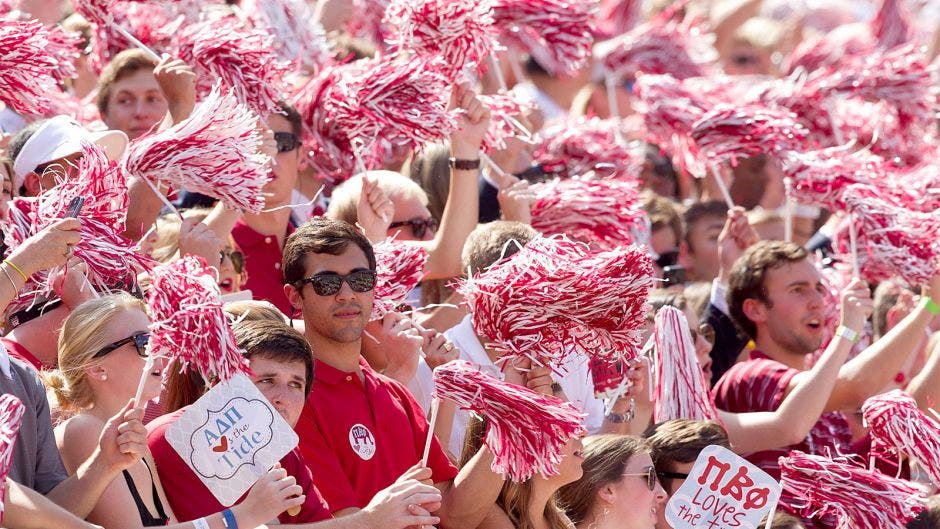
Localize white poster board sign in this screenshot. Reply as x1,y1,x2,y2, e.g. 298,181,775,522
166,373,299,505
665,445,782,529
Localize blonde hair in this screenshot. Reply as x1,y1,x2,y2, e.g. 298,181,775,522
43,293,146,413
326,171,429,226
149,207,211,263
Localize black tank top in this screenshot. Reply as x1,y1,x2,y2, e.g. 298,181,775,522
122,459,169,527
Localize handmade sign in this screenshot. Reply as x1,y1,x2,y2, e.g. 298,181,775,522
665,445,781,529
165,373,298,505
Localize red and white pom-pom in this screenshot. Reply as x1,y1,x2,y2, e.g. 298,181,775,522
175,16,291,117
779,451,926,529
121,83,272,213
491,0,597,76
781,146,886,210
843,183,940,285
595,0,642,38
598,10,716,80
1,143,155,312
632,74,709,177
533,117,644,181
371,238,428,320
43,24,81,80
0,394,25,525
478,92,534,152
872,0,914,50
782,25,875,75
384,0,500,81
652,306,718,422
690,103,808,173
457,236,653,371
147,255,250,383
293,57,456,181
72,0,180,72
529,177,648,250
433,360,586,481
241,0,333,73
346,0,391,48
863,390,940,486
0,19,74,115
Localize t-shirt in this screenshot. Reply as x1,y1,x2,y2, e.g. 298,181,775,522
295,358,459,513
231,219,294,315
2,357,68,493
147,408,332,524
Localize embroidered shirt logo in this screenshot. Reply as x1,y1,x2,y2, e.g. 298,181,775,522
348,423,376,461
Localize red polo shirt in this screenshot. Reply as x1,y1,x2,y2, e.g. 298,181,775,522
2,337,42,371
147,408,332,524
231,219,294,315
295,358,459,513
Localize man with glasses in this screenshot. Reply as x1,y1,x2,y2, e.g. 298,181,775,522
282,217,511,529
643,419,731,529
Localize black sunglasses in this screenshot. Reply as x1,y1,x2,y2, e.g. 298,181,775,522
295,270,377,297
220,249,244,274
690,322,715,345
655,249,679,269
274,132,301,153
656,470,690,482
388,217,439,239
93,331,150,359
623,466,660,491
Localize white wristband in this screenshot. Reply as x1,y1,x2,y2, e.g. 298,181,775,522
192,517,210,529
835,325,859,343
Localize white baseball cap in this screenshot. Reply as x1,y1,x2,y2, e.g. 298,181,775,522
12,115,128,189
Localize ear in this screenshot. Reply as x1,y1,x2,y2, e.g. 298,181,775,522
23,171,42,197
741,297,769,326
284,283,304,310
85,363,107,381
596,483,617,505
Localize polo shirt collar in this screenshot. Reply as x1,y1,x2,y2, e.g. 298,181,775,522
232,218,294,248
314,357,372,386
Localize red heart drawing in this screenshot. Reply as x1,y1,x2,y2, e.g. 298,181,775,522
212,436,229,453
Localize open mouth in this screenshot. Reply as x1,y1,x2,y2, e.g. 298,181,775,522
218,278,233,292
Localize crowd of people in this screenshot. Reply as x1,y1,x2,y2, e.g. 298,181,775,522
1,0,940,528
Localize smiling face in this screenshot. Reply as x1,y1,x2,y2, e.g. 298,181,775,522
91,308,164,403
609,452,668,529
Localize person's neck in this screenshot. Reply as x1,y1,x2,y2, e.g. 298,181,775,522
754,332,806,370
89,391,128,424
527,480,559,529
307,331,364,374
532,77,577,113
7,305,69,367
578,505,617,529
242,207,292,241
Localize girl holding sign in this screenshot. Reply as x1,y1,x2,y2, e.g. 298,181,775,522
45,293,304,529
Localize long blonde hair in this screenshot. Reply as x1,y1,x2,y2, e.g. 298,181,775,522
43,293,146,413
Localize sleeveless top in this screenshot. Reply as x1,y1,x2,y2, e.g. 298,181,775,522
122,459,169,527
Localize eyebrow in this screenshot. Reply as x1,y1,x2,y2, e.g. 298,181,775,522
786,280,811,288
313,267,370,276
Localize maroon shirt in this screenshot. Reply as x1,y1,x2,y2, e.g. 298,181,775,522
231,219,294,315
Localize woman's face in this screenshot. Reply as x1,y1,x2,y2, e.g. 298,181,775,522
683,306,713,382
0,163,13,220
218,239,244,294
608,452,667,529
91,308,164,403
554,435,585,485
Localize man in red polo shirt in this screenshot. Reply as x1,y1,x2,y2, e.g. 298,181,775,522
713,241,940,511
148,320,441,528
284,217,515,529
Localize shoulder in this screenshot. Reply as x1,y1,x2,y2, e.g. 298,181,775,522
56,414,105,472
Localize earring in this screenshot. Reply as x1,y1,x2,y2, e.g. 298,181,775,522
100,374,107,381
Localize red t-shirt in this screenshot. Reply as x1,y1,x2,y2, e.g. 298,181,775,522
295,358,459,513
231,219,294,315
147,408,332,524
2,337,42,371
712,351,852,527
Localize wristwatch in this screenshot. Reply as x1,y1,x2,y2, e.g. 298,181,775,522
449,157,481,170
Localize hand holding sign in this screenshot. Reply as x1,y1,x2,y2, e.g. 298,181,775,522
228,464,306,529
665,445,781,529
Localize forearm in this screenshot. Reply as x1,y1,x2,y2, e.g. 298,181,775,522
425,153,480,280
835,304,933,410
204,200,242,240
45,454,119,519
778,335,851,435
123,177,168,242
439,447,504,529
4,479,100,529
906,335,940,409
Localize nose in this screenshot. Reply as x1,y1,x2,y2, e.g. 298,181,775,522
654,480,668,503
334,278,358,302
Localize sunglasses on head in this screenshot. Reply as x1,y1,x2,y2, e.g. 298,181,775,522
220,249,244,274
93,331,150,359
274,132,301,153
388,217,439,239
623,466,660,491
295,269,377,297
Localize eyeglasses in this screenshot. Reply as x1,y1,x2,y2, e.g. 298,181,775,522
92,332,150,359
220,249,244,274
655,249,679,269
388,217,439,239
274,132,301,153
295,270,377,297
656,470,690,482
690,322,715,345
623,466,659,491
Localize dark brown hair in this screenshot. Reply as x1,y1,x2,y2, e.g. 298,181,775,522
232,320,314,396
282,217,376,289
727,240,808,338
642,419,730,468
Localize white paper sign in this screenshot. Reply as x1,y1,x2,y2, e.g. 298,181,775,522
665,445,781,529
166,373,299,506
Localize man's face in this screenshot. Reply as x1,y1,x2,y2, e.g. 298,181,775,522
249,356,307,428
263,114,301,208
387,194,435,242
752,259,827,356
102,69,167,140
655,461,694,529
286,245,375,344
680,215,724,282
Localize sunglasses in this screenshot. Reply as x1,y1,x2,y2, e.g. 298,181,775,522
623,466,660,491
690,322,716,345
655,249,679,269
274,132,301,153
220,249,244,274
388,217,439,239
296,269,377,297
93,331,150,359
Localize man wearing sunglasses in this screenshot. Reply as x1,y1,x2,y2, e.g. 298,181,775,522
283,218,509,529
